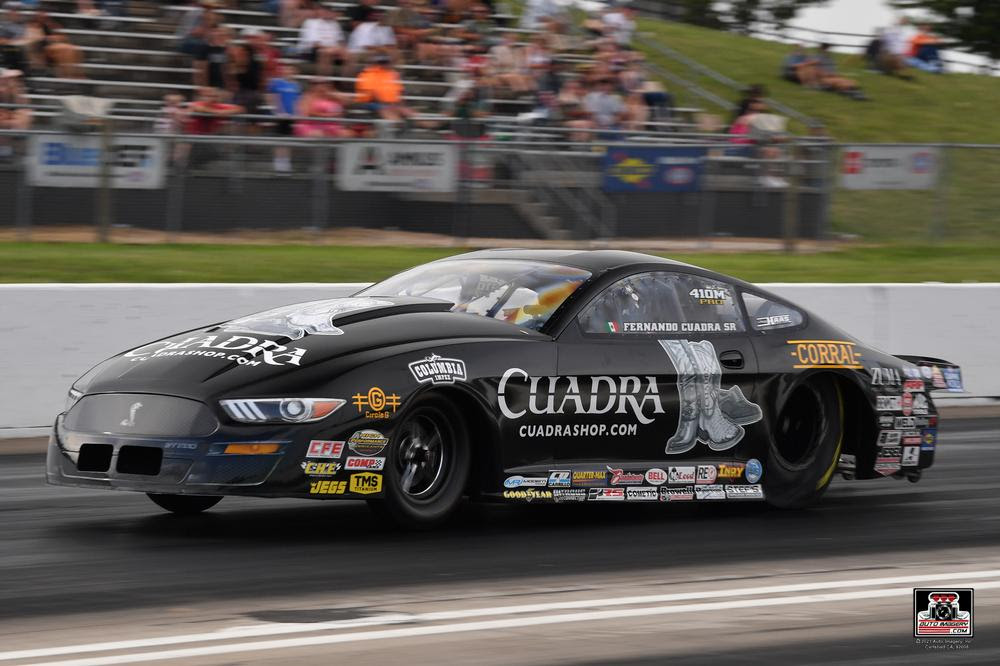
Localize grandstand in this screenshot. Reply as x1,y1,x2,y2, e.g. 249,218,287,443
1,0,829,241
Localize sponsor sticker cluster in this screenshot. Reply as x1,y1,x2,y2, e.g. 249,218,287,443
305,432,385,496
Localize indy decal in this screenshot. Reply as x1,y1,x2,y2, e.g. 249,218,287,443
659,339,762,454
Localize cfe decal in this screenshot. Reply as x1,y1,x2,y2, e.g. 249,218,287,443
222,298,392,340
660,340,762,454
787,340,863,369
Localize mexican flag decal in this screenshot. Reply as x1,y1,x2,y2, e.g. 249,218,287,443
606,321,620,333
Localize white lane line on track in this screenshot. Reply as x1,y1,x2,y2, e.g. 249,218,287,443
23,580,1000,666
4,569,1000,662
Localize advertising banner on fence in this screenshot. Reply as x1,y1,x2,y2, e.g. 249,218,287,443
27,134,166,189
602,147,706,193
840,146,940,190
339,142,457,192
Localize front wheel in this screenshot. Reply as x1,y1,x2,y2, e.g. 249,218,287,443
764,377,843,509
147,493,223,515
368,393,470,529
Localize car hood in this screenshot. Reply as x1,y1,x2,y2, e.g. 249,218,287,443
78,296,542,398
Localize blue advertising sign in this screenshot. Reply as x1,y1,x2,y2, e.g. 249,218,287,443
602,147,706,193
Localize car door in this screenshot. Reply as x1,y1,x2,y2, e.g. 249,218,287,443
555,271,759,465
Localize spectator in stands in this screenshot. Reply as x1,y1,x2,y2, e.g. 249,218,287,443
0,2,29,73
457,4,497,55
347,7,397,67
298,4,345,76
490,30,533,96
193,26,235,90
24,11,83,78
176,0,221,57
447,58,492,138
154,92,187,135
294,77,348,137
601,4,636,48
186,85,242,135
347,0,379,30
583,77,625,137
732,83,765,122
231,28,277,129
389,0,436,65
355,53,413,129
267,62,301,171
520,0,560,31
557,77,594,142
907,24,943,73
814,43,866,100
278,0,311,29
0,67,29,159
781,44,820,87
878,18,914,79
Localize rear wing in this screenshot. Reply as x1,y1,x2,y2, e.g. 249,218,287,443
894,355,964,393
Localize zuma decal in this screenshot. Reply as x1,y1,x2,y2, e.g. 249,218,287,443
787,340,863,369
351,389,400,420
124,334,307,367
222,298,392,339
660,340,762,454
409,354,467,385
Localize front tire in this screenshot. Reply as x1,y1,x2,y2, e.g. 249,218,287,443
147,493,223,515
764,377,843,508
369,393,470,529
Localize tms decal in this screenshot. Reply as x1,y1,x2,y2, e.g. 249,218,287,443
349,473,383,495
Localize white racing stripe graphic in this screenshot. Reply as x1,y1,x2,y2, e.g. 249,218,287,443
3,570,1000,664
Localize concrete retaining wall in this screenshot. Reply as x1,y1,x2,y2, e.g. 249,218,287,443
1,283,996,431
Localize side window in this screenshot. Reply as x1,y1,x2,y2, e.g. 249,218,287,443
742,293,804,331
578,272,745,335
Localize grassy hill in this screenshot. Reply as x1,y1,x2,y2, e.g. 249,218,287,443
637,19,1000,143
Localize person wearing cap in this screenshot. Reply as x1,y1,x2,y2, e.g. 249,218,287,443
298,4,344,77
354,53,412,126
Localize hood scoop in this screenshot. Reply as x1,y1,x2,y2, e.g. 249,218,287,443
212,296,453,340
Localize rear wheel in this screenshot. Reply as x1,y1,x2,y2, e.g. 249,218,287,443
368,394,470,529
147,493,223,515
764,377,843,508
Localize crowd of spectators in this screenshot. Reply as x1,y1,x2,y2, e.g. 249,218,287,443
158,0,678,171
1,2,84,79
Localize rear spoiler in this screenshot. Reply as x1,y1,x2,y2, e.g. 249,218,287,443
894,355,964,393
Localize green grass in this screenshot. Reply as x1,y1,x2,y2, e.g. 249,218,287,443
3,242,999,283
637,19,1000,143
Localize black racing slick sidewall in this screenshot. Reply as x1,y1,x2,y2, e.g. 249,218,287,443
764,376,843,509
377,394,470,529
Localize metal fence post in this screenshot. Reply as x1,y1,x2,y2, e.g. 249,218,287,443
164,137,185,240
311,142,329,232
15,134,33,241
782,146,800,253
95,118,113,242
697,153,716,250
930,145,949,240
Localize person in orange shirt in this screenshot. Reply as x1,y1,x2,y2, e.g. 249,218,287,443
355,53,414,125
907,24,944,73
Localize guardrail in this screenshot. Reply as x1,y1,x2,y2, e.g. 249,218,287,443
0,282,995,433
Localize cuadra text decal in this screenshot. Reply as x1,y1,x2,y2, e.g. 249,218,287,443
125,335,306,367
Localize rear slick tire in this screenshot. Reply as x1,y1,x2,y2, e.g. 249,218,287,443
368,393,470,530
147,493,223,515
764,377,843,509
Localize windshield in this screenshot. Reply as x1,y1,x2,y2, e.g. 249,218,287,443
360,259,592,331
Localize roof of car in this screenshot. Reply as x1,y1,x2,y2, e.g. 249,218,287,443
440,249,695,272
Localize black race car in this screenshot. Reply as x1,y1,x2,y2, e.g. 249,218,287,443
48,250,963,527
